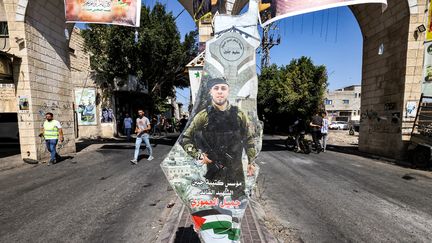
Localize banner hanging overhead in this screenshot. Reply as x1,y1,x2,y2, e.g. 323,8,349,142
259,0,387,26
427,0,432,41
192,0,227,21
65,0,141,27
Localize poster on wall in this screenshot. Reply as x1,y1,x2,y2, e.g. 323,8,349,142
64,0,142,27
406,101,418,118
75,88,97,125
424,42,432,83
18,96,29,113
101,108,114,123
259,0,387,26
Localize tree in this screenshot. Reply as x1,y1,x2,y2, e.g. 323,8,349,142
81,3,198,112
257,57,328,133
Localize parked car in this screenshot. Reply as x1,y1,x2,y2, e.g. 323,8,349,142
329,121,349,130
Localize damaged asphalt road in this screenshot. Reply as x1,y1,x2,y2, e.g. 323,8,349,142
257,137,432,242
0,139,175,243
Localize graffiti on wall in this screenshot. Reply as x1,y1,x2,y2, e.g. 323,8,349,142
35,100,75,157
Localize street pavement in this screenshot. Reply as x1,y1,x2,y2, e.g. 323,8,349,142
257,135,432,242
1,134,432,242
0,137,177,243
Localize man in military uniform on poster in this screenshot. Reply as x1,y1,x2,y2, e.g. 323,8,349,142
181,78,256,200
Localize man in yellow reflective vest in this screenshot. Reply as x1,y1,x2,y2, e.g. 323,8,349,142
40,112,64,165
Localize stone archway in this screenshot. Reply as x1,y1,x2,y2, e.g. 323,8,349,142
1,0,76,161
349,0,425,158
4,0,427,160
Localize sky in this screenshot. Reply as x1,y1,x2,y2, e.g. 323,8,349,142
81,1,363,108
143,0,364,108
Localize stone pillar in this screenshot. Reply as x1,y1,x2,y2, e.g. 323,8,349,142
352,0,424,159
2,0,76,161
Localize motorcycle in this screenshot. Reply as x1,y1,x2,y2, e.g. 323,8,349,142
285,132,311,154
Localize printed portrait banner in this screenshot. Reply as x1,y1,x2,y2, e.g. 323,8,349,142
259,0,387,26
424,42,432,83
427,0,432,41
64,0,142,27
75,88,97,125
161,1,262,242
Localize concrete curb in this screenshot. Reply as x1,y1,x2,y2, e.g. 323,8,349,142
249,200,280,243
156,197,185,243
0,154,28,171
0,142,106,172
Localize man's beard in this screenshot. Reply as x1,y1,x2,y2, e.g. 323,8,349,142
213,98,227,106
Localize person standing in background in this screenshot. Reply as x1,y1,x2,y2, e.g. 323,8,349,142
310,111,323,153
321,112,329,152
123,113,133,142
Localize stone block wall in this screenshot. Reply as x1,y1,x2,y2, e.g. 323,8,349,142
70,27,90,73
2,0,76,161
351,0,424,159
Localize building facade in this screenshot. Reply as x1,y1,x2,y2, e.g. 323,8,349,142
0,0,429,161
325,85,361,122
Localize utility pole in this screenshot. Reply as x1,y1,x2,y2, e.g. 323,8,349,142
260,23,281,68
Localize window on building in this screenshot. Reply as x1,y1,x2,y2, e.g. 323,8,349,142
69,47,76,55
355,93,358,98
343,99,349,104
0,22,8,37
340,111,352,116
325,99,332,105
359,93,361,98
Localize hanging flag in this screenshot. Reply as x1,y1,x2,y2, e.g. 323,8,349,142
64,0,141,27
259,0,387,26
178,0,229,22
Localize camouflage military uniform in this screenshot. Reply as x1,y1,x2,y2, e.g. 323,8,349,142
181,104,256,199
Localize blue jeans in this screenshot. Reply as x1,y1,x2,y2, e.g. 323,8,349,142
134,133,152,160
45,139,58,161
124,128,132,141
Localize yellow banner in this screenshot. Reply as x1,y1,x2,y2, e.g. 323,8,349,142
427,1,432,41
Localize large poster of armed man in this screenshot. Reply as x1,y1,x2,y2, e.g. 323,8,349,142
161,1,262,242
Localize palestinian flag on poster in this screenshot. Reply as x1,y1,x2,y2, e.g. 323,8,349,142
192,209,241,242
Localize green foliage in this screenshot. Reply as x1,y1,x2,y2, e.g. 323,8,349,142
81,3,198,111
258,57,328,131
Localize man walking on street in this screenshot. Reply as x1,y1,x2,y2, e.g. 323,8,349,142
310,111,323,153
40,112,64,165
123,113,133,142
130,109,153,164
